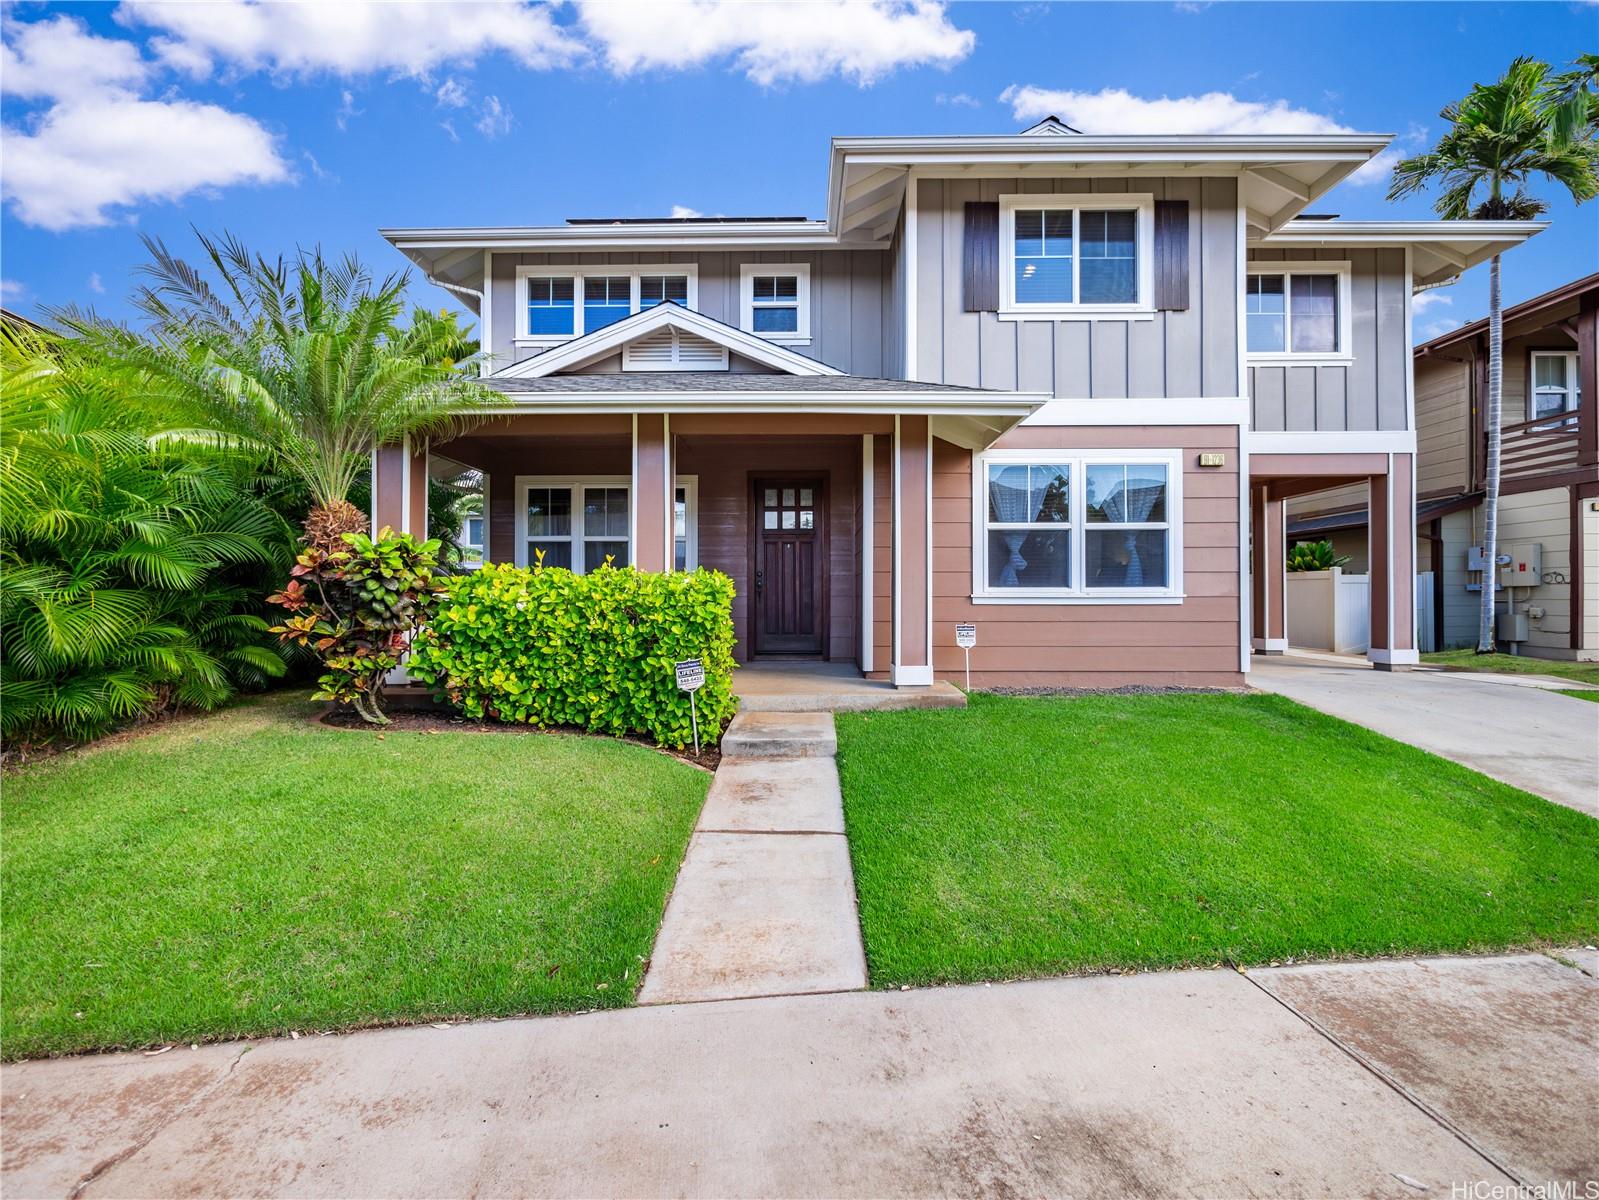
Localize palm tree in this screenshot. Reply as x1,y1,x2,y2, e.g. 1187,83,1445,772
58,232,493,550
1388,57,1599,653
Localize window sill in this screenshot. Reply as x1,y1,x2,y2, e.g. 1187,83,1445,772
998,307,1157,324
743,332,811,346
1246,353,1354,366
969,592,1186,606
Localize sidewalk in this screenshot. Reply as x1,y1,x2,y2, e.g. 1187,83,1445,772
6,951,1594,1198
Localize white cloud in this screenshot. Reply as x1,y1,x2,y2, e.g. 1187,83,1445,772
475,96,512,139
670,205,704,219
0,15,151,102
302,150,336,182
1422,317,1463,340
1,13,291,231
435,78,469,108
1173,1,1212,12
1,279,27,302
574,0,975,86
1413,290,1452,314
1000,84,1409,185
936,91,980,108
116,0,585,79
87,272,106,294
335,89,362,132
439,119,461,144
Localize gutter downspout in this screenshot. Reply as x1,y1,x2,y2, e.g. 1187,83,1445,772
426,275,487,376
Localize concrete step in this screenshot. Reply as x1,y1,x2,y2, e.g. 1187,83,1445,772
737,680,967,713
720,712,837,759
697,756,844,834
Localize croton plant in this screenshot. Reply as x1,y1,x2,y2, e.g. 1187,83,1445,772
269,527,444,725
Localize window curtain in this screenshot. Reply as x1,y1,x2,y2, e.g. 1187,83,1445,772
1099,476,1163,587
989,468,1031,586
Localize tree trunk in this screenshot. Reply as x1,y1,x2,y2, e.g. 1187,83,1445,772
303,498,370,554
1477,253,1504,653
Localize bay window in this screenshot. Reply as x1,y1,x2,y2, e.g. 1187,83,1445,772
1246,263,1351,358
974,451,1182,602
999,194,1153,316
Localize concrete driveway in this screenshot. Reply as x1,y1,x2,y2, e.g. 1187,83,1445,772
4,952,1594,1199
1251,653,1599,816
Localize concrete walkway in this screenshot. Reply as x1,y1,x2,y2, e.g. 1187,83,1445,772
6,952,1594,1198
637,711,868,1004
1251,653,1599,816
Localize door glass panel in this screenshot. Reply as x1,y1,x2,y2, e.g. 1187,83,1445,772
765,488,778,506
764,511,777,529
782,488,796,506
799,488,813,505
799,510,814,530
782,511,796,530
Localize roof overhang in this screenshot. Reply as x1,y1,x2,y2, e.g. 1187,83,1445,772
488,302,842,379
828,132,1394,240
1256,219,1550,287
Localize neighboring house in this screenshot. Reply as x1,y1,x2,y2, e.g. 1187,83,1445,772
1291,273,1597,661
376,121,1542,688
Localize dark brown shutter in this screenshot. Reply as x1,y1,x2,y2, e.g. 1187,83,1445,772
963,201,999,312
1153,199,1190,311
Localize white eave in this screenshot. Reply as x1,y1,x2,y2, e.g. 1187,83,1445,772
1256,219,1550,286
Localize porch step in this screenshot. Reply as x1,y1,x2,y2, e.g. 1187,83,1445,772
720,712,837,759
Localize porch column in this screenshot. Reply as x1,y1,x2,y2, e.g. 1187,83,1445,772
1249,484,1287,653
1368,454,1418,670
891,414,933,686
632,414,672,572
371,436,427,536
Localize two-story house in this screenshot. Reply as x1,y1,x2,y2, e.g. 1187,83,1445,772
376,121,1542,689
1291,272,1597,660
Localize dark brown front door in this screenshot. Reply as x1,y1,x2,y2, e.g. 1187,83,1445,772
752,477,826,657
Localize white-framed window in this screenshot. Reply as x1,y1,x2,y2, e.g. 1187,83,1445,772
460,512,485,568
738,263,811,343
1245,261,1352,360
515,266,699,344
998,193,1155,319
971,449,1183,603
512,476,699,572
1530,350,1581,424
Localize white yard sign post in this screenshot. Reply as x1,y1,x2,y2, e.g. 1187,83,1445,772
954,624,976,692
675,658,705,755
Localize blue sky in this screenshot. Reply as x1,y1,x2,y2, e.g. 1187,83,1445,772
2,1,1594,344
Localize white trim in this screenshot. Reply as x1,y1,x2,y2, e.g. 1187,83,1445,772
493,301,840,380
673,475,700,572
925,423,933,674
891,415,901,676
474,393,1038,414
511,263,700,345
1237,209,1252,675
481,249,494,367
997,192,1156,320
738,262,812,344
1403,246,1415,430
368,452,378,536
400,434,413,536
663,414,673,571
481,472,492,565
971,447,1185,603
629,416,638,558
1023,398,1251,426
1246,430,1417,455
419,438,429,540
891,664,934,686
1384,454,1395,655
860,434,874,674
1368,648,1420,666
1245,260,1353,361
904,171,918,381
1253,637,1289,652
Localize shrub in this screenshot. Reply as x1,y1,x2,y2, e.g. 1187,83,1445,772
269,528,444,725
409,563,737,749
1286,539,1350,572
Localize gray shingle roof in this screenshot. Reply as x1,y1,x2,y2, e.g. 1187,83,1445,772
478,372,1008,395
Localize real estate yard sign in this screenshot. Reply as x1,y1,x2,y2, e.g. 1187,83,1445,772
955,624,976,691
676,658,704,754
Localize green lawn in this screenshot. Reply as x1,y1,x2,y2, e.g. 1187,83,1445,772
836,693,1599,988
1423,649,1599,687
1558,690,1599,703
2,694,709,1059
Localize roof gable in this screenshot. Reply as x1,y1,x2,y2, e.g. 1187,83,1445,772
489,302,843,380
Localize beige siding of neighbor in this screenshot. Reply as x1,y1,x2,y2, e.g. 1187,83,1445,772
1414,355,1472,494
912,176,1241,399
1585,502,1599,661
1489,487,1575,659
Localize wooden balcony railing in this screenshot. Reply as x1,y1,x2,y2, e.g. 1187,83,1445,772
1492,410,1583,481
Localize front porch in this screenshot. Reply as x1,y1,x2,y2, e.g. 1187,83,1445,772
733,661,965,712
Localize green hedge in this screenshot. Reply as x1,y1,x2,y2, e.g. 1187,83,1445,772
408,563,737,748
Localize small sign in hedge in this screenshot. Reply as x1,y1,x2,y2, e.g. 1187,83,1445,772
408,563,738,749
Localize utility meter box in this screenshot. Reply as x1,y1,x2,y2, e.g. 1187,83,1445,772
1497,611,1529,643
1498,542,1542,586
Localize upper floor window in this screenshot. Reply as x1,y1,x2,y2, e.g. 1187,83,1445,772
999,194,1154,317
516,267,697,344
739,263,811,343
1246,262,1351,360
1530,351,1581,423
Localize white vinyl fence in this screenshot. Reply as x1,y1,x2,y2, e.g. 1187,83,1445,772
1286,567,1435,654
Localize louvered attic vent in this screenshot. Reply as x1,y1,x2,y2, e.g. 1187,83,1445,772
621,325,731,372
